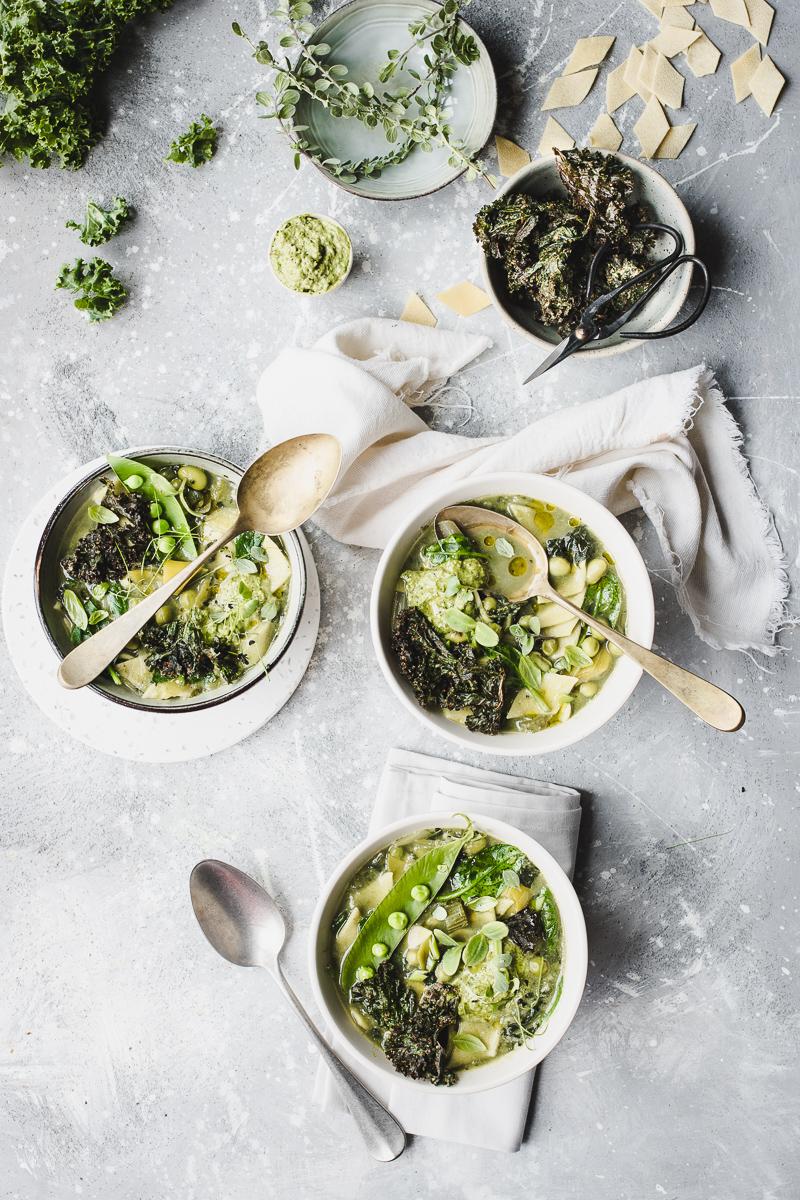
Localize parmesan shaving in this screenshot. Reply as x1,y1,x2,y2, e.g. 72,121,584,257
709,0,750,23
400,293,437,328
730,43,762,102
542,68,599,110
748,54,785,116
651,26,702,57
685,32,721,77
654,122,697,158
587,112,623,152
495,134,531,177
563,35,615,75
744,0,774,46
606,60,637,112
634,95,670,157
537,116,576,156
651,49,685,107
437,282,492,318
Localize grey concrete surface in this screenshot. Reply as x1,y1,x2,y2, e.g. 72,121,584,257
1,1,798,1197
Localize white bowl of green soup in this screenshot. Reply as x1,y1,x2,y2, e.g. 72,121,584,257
309,812,588,1093
371,472,654,754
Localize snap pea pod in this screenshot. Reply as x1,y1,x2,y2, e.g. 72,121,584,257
107,454,197,560
339,829,471,993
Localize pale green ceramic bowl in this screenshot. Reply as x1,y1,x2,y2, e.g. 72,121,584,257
294,0,497,200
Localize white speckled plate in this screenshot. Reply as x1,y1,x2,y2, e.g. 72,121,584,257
2,460,321,763
294,0,497,200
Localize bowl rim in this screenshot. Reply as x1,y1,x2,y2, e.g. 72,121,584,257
479,150,696,357
268,212,354,296
291,0,498,202
34,445,307,715
307,810,589,1094
369,471,655,756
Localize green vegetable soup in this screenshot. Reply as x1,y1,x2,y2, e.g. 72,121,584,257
53,454,291,701
391,494,625,735
330,823,564,1085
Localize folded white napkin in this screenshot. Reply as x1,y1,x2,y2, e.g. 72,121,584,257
313,748,581,1154
257,317,787,653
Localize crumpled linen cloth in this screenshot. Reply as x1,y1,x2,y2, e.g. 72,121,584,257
311,748,582,1153
257,317,786,651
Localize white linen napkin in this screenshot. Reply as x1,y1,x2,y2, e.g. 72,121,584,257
257,318,787,653
312,748,581,1154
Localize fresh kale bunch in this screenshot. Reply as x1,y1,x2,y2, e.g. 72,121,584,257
392,606,507,735
474,148,655,335
56,257,127,321
0,0,175,169
165,114,218,167
66,196,132,245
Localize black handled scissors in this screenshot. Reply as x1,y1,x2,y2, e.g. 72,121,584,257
523,223,711,385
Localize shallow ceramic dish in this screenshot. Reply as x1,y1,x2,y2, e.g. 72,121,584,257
370,471,655,755
308,811,588,1094
34,447,307,714
294,0,497,201
268,213,354,296
480,152,696,358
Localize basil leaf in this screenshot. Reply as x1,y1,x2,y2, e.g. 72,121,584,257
445,608,475,633
88,503,119,525
439,945,463,976
463,933,489,966
481,921,509,941
63,589,88,630
452,1032,487,1053
473,621,499,647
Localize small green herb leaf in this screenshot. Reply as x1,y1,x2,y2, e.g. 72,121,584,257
445,608,475,633
473,621,499,648
439,944,463,976
87,503,119,525
494,536,514,558
63,589,88,630
452,1032,486,1053
481,921,509,941
463,932,489,966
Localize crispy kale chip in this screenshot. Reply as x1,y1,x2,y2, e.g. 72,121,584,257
0,0,175,170
140,621,244,684
60,485,152,585
165,114,218,167
506,907,544,953
392,607,507,735
66,196,132,246
383,982,459,1085
545,524,596,564
349,961,415,1030
554,146,634,239
56,257,127,321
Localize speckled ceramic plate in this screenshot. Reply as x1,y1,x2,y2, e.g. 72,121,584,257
2,458,321,763
294,0,497,200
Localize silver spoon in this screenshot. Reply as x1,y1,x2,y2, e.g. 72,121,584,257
57,434,342,690
190,859,406,1162
437,504,745,733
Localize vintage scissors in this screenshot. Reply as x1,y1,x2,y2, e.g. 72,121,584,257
523,223,711,385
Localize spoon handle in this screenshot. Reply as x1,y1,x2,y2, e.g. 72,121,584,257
56,523,241,690
543,589,744,732
274,965,406,1162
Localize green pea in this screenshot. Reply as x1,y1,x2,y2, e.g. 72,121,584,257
371,942,389,960
410,884,430,903
178,464,208,491
149,501,163,518
355,965,374,982
126,474,143,490
387,911,408,931
151,518,169,535
156,535,176,555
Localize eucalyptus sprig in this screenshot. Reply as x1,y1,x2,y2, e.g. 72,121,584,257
233,0,495,188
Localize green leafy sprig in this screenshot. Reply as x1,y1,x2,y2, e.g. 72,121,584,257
233,0,495,188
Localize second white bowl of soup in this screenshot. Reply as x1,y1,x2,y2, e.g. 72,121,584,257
370,472,654,755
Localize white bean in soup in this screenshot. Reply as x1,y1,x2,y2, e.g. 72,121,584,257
390,495,626,736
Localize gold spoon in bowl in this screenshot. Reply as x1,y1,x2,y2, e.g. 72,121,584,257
57,434,342,691
436,505,745,733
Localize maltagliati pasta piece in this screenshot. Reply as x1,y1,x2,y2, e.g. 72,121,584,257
748,55,785,116
654,122,697,158
563,36,615,75
542,68,599,111
587,112,623,152
634,95,671,157
495,135,531,177
537,117,575,155
730,43,762,102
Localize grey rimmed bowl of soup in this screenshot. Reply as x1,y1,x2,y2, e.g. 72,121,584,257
370,472,654,755
35,447,306,712
309,812,588,1093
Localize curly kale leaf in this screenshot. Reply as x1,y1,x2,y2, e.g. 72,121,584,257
545,524,596,564
60,486,152,584
0,0,176,170
383,982,459,1085
66,196,132,246
165,114,218,167
441,843,532,902
506,907,544,952
140,620,245,684
349,961,415,1030
392,607,507,735
554,146,634,240
56,257,127,321
473,193,539,259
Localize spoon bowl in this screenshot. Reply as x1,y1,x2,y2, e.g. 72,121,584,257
190,859,286,969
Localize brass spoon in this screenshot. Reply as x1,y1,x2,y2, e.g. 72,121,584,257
436,505,745,733
57,434,342,690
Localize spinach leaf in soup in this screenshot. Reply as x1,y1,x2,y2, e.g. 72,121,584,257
583,569,623,628
545,524,596,564
441,843,532,903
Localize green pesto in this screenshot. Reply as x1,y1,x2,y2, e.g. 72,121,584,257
269,214,351,295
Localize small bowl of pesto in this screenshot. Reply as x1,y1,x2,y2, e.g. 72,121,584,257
269,212,353,296
477,148,695,358
309,812,588,1092
34,447,307,712
371,471,654,755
